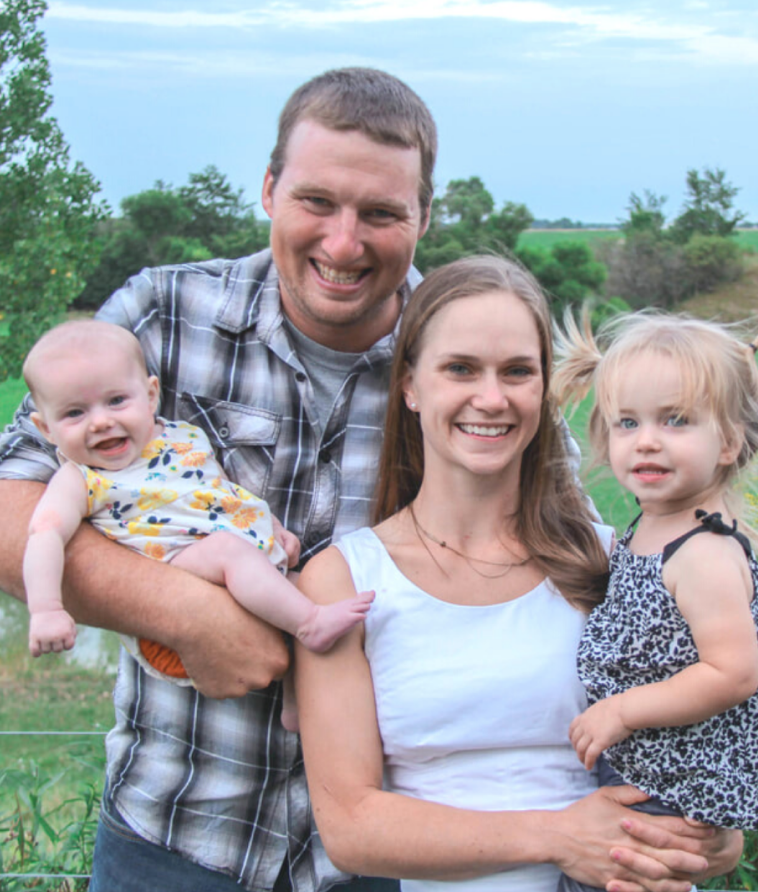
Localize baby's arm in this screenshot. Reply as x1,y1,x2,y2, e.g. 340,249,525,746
24,463,90,656
571,535,758,769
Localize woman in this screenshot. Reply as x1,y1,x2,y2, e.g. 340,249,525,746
296,256,740,892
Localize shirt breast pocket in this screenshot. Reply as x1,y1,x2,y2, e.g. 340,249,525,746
178,394,281,501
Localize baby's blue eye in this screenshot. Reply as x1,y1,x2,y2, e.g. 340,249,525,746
666,414,688,427
618,417,637,429
65,408,83,419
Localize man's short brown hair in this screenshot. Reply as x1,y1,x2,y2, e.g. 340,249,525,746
269,67,437,215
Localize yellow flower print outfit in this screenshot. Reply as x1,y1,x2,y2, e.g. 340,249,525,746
75,420,287,683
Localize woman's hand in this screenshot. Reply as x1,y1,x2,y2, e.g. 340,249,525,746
552,785,717,892
609,810,743,892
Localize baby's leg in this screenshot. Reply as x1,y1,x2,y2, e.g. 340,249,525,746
171,532,374,652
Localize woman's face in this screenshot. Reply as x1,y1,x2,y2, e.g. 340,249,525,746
403,289,544,485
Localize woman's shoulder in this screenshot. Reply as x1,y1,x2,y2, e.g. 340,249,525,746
591,521,616,556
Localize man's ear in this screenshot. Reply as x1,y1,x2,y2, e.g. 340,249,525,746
31,412,53,444
261,167,275,220
147,376,161,416
418,201,431,239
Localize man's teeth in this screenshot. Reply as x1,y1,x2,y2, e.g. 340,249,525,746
459,424,510,437
314,262,363,285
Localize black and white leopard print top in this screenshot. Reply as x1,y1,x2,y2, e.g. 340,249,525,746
577,511,758,829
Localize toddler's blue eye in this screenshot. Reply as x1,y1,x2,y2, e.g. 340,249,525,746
618,417,637,429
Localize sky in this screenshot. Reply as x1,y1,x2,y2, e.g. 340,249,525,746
40,0,758,225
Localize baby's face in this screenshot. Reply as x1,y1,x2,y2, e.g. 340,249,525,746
33,349,161,470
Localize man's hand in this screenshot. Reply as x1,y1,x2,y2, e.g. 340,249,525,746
570,695,634,770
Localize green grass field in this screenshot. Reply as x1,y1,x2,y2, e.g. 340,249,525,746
520,227,758,253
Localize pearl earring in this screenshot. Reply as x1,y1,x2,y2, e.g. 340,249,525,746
409,402,417,410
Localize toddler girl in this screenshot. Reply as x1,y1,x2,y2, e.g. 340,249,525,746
552,311,758,890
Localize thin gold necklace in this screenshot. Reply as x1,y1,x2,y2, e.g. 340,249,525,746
408,503,530,580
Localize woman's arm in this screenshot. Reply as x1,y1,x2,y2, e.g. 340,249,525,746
571,535,758,769
296,547,726,892
0,479,289,696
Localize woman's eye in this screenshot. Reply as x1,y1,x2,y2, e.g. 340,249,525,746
447,363,470,375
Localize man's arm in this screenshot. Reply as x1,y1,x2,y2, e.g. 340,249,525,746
1,479,289,697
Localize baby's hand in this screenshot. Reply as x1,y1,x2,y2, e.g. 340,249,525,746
29,609,77,657
272,515,301,569
569,695,633,770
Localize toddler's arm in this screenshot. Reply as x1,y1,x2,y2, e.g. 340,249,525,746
571,534,758,769
24,463,89,656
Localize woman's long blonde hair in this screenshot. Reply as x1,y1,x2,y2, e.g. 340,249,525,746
374,255,609,611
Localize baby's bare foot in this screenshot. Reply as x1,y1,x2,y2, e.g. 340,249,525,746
297,590,375,652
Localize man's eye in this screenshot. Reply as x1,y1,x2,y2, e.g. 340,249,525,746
366,208,396,222
304,197,331,210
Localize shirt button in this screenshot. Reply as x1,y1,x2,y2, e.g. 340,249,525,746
295,372,307,383
218,426,230,438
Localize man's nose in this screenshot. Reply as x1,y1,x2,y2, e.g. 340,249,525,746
321,210,363,265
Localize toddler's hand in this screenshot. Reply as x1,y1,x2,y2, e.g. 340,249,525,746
29,609,77,657
569,695,633,770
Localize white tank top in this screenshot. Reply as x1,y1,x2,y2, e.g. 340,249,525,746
336,525,612,892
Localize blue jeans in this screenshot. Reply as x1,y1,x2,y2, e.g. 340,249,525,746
89,793,400,892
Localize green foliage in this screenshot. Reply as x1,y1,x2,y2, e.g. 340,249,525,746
516,240,606,308
671,167,746,243
622,191,667,235
0,764,98,890
682,232,743,294
602,168,748,309
0,0,107,380
75,166,270,309
415,176,532,273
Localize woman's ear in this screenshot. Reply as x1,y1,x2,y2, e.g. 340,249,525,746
401,368,418,412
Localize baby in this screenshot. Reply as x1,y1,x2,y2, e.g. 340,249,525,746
22,320,373,729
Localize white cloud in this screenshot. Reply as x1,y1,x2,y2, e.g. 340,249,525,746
46,1,758,65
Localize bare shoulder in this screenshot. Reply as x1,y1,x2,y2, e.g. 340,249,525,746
299,545,356,605
664,531,753,606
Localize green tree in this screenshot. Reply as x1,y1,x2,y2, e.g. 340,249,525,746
622,190,667,235
75,169,269,309
671,167,745,242
0,0,106,379
414,177,532,273
516,241,606,308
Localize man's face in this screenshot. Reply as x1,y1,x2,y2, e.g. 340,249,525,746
262,120,429,353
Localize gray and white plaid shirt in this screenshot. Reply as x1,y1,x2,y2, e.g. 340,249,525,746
0,248,421,891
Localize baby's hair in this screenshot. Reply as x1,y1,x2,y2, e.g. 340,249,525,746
552,309,758,486
23,320,149,406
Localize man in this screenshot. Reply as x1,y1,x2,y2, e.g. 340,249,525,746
0,67,434,891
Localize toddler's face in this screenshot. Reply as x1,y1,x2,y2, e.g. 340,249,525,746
32,349,160,470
